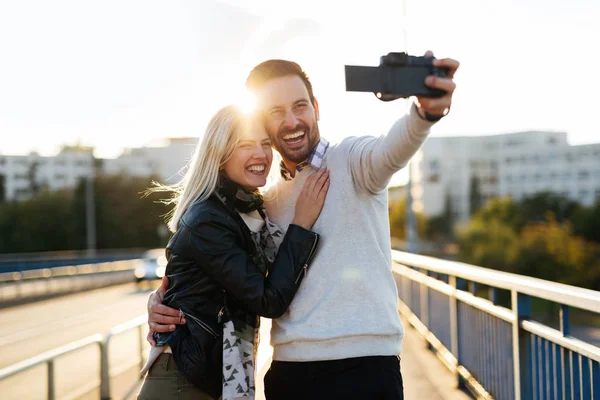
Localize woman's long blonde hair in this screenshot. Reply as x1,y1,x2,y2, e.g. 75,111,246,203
150,105,247,232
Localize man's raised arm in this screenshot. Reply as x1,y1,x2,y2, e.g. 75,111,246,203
349,54,459,195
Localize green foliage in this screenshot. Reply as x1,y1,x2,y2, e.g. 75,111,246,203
0,174,171,253
469,176,482,215
388,196,428,240
458,195,600,290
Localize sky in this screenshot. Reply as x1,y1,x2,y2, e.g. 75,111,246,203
1,0,599,185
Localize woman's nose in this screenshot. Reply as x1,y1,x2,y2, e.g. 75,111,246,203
252,145,267,160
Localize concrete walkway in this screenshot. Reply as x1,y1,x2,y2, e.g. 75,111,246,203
255,316,471,400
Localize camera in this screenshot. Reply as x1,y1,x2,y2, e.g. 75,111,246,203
345,52,449,102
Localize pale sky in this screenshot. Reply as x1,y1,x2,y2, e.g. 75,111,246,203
1,0,599,171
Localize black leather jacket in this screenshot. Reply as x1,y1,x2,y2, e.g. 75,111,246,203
155,193,320,345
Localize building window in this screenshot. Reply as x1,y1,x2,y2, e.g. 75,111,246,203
428,174,440,183
578,171,590,180
429,160,439,170
0,158,5,165
54,174,66,180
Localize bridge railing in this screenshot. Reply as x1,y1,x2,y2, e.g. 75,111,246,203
392,250,600,400
0,315,148,400
0,260,138,305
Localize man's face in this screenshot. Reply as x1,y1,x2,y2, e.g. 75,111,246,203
254,75,320,163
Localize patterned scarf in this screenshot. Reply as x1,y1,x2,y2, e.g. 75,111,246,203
215,177,283,400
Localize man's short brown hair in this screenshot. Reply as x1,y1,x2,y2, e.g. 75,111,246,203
246,59,315,104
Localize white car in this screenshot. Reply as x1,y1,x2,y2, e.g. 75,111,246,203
134,249,168,282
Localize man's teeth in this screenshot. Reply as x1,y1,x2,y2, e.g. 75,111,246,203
283,131,305,140
247,165,265,172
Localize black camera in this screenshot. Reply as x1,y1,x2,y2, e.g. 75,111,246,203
345,52,449,102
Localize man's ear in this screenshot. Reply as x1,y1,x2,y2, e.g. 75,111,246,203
313,97,320,121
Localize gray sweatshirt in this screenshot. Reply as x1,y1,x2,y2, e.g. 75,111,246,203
264,104,436,362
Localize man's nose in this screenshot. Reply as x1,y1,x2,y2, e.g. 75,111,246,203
282,110,298,129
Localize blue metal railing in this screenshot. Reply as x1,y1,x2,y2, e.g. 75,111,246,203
0,248,147,273
392,250,600,400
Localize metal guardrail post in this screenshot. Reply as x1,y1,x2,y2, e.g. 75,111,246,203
511,290,531,400
100,338,111,400
488,287,498,305
138,325,145,373
449,275,461,387
47,360,55,400
420,270,429,329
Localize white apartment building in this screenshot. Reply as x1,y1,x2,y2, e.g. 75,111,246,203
0,138,198,202
0,147,94,201
411,131,600,223
102,137,198,184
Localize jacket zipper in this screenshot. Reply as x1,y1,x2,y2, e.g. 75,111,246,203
295,234,320,284
179,309,219,338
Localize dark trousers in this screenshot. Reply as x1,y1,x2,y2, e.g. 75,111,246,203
264,355,404,400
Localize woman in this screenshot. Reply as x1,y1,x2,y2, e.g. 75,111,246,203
137,105,329,400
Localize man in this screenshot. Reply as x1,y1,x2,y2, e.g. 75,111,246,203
148,52,458,399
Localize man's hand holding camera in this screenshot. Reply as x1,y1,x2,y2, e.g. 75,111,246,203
415,51,459,121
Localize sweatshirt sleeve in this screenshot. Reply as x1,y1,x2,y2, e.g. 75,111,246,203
348,103,437,195
187,216,319,319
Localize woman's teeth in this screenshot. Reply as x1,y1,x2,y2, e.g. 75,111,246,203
247,165,265,173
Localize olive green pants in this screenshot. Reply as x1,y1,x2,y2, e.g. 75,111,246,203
137,353,220,400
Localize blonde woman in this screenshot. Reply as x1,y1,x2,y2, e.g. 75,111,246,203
137,105,329,400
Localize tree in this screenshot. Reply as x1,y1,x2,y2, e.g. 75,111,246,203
572,200,600,244
469,175,482,216
520,192,581,224
0,174,5,203
426,191,454,242
458,218,520,272
517,217,600,289
27,160,42,197
0,173,171,253
388,196,427,241
457,196,600,290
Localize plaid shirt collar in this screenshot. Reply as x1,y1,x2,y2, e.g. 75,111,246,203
280,137,330,181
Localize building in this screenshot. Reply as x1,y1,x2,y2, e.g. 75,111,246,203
101,137,197,184
411,131,600,223
0,147,94,201
0,138,198,202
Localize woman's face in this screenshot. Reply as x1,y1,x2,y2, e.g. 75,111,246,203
221,120,273,189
